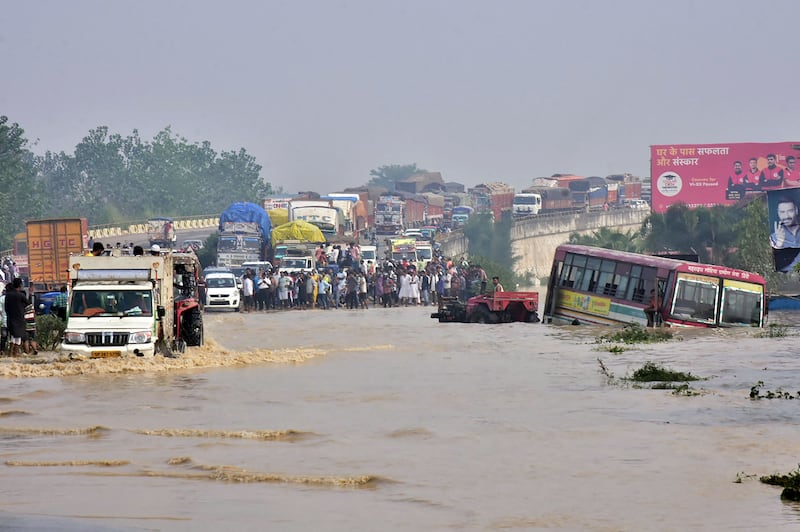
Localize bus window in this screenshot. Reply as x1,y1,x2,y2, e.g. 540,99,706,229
597,260,617,295
672,274,718,323
580,258,601,292
720,281,763,326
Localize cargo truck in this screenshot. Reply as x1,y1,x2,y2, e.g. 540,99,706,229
60,252,204,358
26,218,89,292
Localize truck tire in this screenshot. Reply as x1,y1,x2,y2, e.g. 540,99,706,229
526,311,541,323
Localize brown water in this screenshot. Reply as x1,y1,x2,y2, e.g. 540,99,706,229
1,307,799,531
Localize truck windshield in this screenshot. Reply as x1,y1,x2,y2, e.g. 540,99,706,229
70,290,152,317
218,237,238,251
241,237,262,252
282,259,306,268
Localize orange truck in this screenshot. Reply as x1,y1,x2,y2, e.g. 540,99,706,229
26,218,89,291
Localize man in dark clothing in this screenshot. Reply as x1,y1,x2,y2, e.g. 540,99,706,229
4,278,28,357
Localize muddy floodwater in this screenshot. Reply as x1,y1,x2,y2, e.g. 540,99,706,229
1,306,800,531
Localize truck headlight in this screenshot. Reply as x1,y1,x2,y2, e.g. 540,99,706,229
63,331,86,344
129,331,153,344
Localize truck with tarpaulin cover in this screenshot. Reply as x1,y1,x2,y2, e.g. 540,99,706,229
217,202,272,269
60,252,204,359
271,220,326,266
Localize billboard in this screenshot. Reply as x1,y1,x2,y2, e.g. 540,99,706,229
767,187,800,272
650,142,800,213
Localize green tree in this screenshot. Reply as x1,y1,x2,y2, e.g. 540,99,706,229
368,163,426,190
462,213,522,285
35,126,274,225
569,227,643,252
727,197,783,290
0,117,44,249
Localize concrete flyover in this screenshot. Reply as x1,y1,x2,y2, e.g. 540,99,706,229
511,209,648,281
437,209,648,282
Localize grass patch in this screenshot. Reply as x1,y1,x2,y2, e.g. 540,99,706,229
597,359,704,394
597,323,674,345
598,344,627,354
630,361,700,382
760,465,800,501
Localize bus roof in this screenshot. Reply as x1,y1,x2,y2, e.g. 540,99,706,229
555,244,766,285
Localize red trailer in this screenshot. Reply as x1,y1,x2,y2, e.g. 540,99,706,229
470,182,515,222
404,196,428,228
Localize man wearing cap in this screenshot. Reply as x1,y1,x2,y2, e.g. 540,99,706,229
150,244,161,256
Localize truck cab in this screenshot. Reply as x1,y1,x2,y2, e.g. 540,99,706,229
280,256,315,274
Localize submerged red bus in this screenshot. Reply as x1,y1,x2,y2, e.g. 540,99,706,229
543,244,765,328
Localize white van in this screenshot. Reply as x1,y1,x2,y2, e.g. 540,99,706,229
203,267,240,311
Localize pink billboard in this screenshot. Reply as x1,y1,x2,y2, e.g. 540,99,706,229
650,142,800,213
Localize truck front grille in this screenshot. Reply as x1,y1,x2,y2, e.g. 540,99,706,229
86,332,129,346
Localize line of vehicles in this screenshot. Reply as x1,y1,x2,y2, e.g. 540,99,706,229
512,174,645,217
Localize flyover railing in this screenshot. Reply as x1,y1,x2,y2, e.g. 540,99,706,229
1,215,220,258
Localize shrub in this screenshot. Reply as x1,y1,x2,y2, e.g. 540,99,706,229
630,361,700,382
597,323,674,344
35,314,66,351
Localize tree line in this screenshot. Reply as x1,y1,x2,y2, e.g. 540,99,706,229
0,116,273,250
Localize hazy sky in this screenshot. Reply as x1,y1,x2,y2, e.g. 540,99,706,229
3,0,799,194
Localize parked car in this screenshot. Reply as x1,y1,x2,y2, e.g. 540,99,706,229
202,267,240,311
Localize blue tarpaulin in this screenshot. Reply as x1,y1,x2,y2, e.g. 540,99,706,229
219,202,273,245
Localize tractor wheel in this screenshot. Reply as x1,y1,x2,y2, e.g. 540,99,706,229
182,307,204,347
526,311,541,323
471,306,492,324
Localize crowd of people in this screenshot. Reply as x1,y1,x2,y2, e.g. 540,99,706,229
228,244,499,313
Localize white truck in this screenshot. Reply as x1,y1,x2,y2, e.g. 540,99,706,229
61,253,204,358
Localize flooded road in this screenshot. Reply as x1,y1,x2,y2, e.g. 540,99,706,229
1,307,799,531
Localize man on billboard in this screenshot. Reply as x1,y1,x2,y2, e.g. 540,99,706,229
770,196,800,248
726,160,746,200
769,192,800,272
785,156,800,187
743,157,762,190
760,154,785,189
